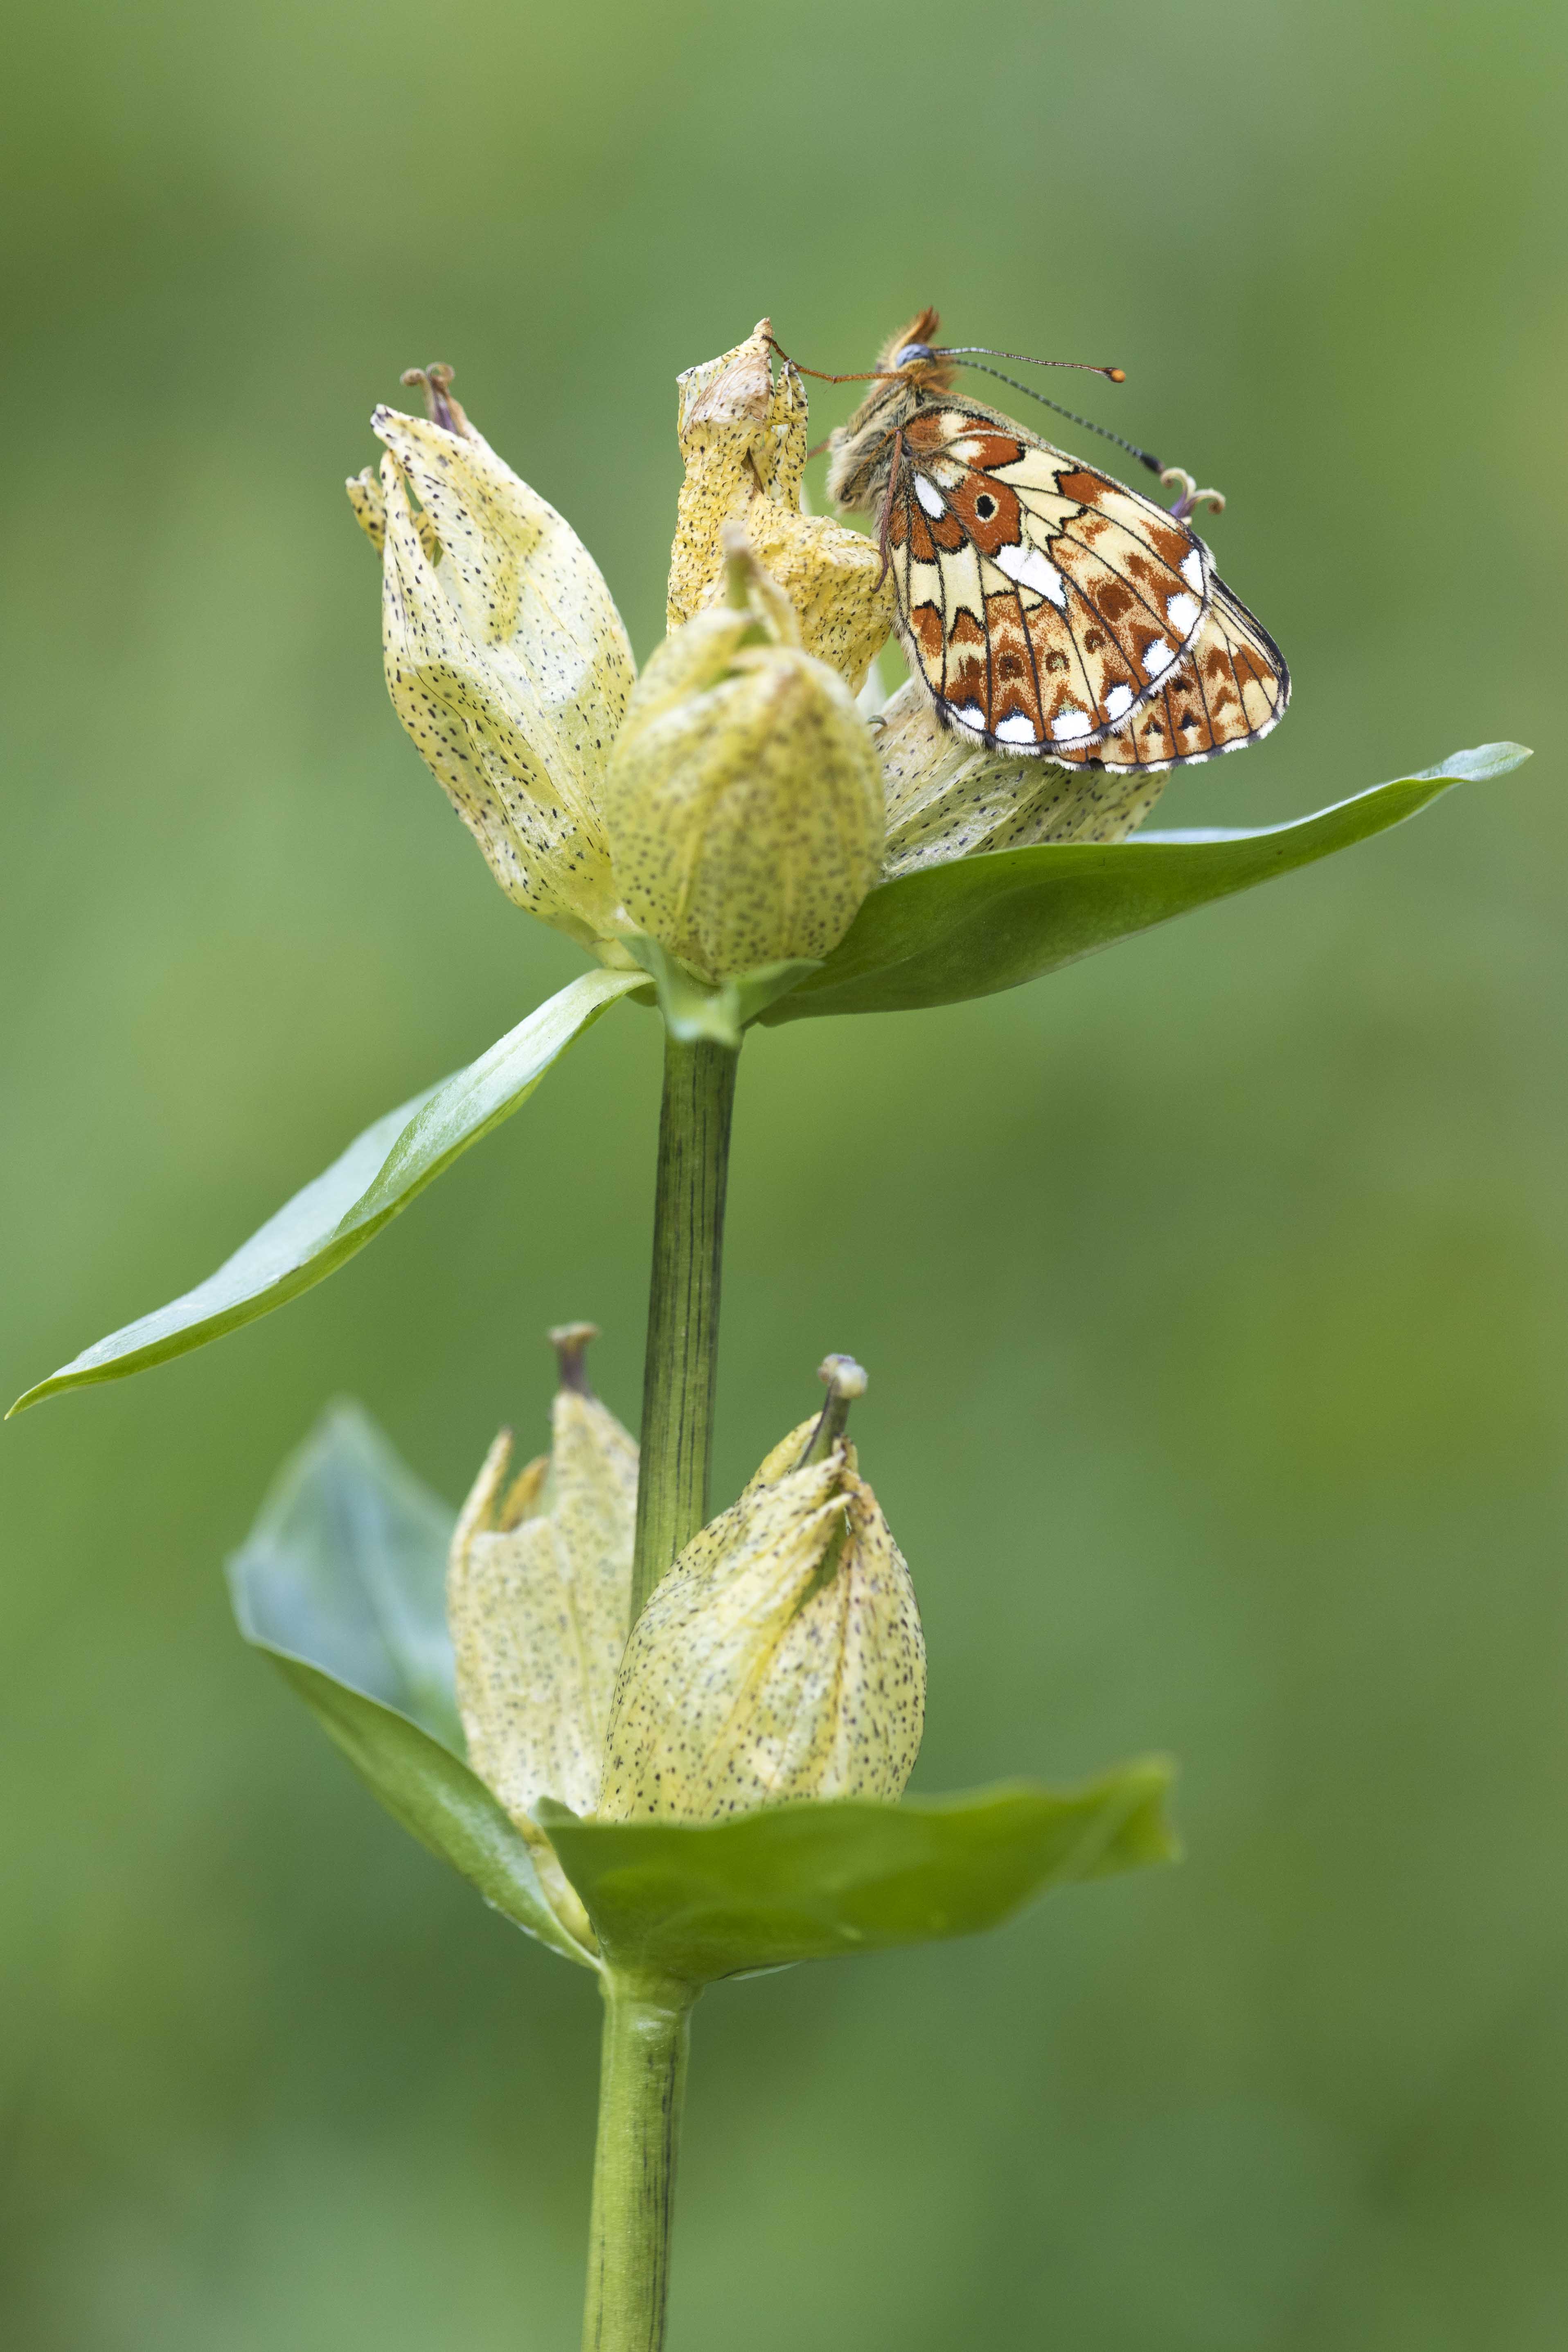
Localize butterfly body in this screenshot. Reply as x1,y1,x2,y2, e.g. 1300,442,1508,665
825,314,1289,773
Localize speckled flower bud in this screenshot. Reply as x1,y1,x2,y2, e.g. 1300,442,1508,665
667,320,897,694
602,538,885,983
598,1357,926,1821
351,365,636,953
875,676,1169,874
448,1325,637,1833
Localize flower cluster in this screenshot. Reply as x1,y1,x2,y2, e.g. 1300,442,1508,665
448,1339,924,1832
349,324,1172,985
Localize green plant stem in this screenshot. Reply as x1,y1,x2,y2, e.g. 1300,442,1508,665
593,1030,733,2345
631,1030,739,1622
580,1973,697,2352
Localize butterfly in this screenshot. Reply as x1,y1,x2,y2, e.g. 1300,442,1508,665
821,310,1289,773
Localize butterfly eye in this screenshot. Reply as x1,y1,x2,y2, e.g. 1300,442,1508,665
892,342,934,367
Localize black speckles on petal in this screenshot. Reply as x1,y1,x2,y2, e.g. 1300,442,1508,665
596,1433,925,1821
372,412,635,939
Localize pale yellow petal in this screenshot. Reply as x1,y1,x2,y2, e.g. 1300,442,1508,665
667,323,779,623
374,406,635,945
742,504,897,698
876,679,1169,874
346,466,385,551
448,1385,636,1824
597,1440,925,1822
668,322,896,693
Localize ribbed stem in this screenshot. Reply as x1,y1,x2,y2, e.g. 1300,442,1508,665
580,1975,696,2352
631,1031,739,1622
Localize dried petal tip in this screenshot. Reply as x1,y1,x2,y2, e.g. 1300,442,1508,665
346,465,386,551
598,1359,925,1821
669,321,896,692
400,360,470,437
684,318,774,428
547,1321,601,1395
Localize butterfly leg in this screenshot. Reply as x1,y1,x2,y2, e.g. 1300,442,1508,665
876,429,906,585
1160,465,1226,522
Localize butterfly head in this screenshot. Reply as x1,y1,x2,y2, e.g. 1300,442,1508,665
825,309,953,514
875,308,956,391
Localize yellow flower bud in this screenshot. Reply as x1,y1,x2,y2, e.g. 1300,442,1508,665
598,1358,926,1821
448,1325,636,1834
876,678,1169,874
668,320,897,694
356,365,636,953
602,539,885,983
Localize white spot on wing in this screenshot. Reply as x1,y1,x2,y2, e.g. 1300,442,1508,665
1051,710,1092,741
1180,549,1204,593
995,714,1041,746
914,475,946,519
1104,683,1134,721
1143,640,1174,676
1166,592,1199,634
947,702,987,733
994,540,1066,606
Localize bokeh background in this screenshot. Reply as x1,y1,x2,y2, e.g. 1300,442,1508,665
5,0,1567,2344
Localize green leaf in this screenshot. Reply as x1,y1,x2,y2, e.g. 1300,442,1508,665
760,745,1533,1024
228,1401,597,1969
228,1397,461,1750
536,1762,1177,1985
11,967,643,1415
256,1649,599,1968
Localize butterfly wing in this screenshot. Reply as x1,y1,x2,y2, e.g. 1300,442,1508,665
1048,576,1290,773
885,399,1288,766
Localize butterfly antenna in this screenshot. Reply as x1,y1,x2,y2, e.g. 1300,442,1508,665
939,346,1127,381
945,356,1163,474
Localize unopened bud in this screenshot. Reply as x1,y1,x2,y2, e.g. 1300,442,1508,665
598,1357,925,1820
602,538,885,982
357,367,635,951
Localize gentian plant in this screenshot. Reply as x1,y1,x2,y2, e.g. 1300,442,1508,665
12,318,1530,2352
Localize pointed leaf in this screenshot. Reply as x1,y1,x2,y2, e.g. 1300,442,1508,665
760,746,1533,1023
228,1398,460,1750
228,1402,597,1969
536,1762,1177,1984
255,1648,599,1969
11,967,642,1414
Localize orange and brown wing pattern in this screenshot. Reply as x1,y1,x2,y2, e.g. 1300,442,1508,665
1047,579,1290,774
884,396,1286,768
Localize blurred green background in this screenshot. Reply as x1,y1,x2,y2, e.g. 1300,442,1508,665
4,0,1566,2344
